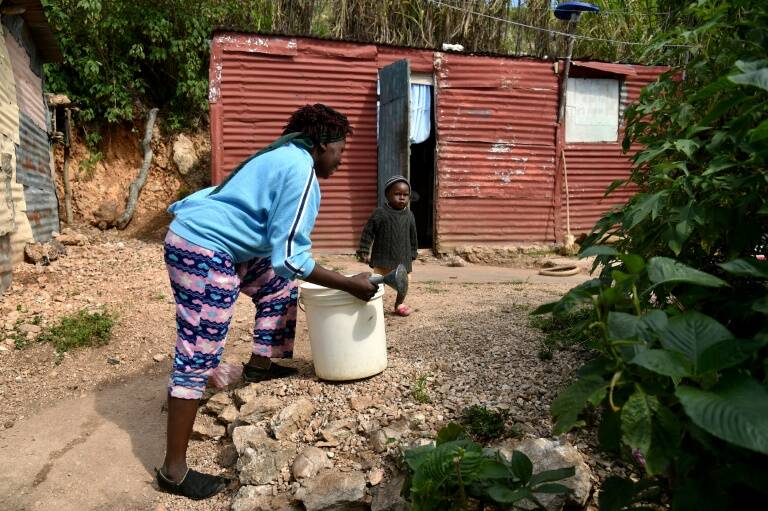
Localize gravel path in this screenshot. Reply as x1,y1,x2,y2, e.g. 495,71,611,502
0,228,601,510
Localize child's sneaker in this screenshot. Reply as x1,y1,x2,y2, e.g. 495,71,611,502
395,304,412,316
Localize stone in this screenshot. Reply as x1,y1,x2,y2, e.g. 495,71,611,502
446,255,467,267
368,467,384,486
93,200,119,230
191,413,226,440
271,398,315,440
17,323,41,335
218,404,238,424
507,438,592,510
237,440,295,485
218,443,238,468
234,383,261,406
349,394,377,411
172,134,197,175
239,395,283,423
370,419,409,453
295,470,367,511
24,243,53,265
232,425,270,455
152,353,166,362
292,446,331,480
320,418,357,444
204,392,233,415
231,484,274,511
56,231,88,246
371,474,410,511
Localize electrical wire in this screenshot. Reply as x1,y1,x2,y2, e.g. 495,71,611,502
425,0,694,48
448,0,673,16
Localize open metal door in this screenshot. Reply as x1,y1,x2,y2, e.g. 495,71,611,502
378,59,410,207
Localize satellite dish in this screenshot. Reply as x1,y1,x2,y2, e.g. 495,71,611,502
554,2,600,21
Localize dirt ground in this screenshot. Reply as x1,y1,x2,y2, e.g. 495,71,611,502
0,227,611,511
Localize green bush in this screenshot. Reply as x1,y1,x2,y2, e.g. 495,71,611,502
533,2,768,509
460,405,516,442
41,0,272,129
38,309,114,353
404,423,574,510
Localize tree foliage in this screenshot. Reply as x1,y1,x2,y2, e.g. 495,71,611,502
41,0,682,135
42,0,272,132
534,1,768,509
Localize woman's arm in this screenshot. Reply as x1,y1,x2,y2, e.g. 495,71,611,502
305,265,377,301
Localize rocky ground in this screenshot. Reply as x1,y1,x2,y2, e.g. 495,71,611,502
0,227,631,510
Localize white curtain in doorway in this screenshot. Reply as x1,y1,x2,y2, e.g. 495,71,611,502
409,84,432,145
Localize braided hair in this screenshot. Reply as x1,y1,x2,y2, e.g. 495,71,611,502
283,104,353,144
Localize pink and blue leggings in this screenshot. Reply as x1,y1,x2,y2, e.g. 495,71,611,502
164,231,298,399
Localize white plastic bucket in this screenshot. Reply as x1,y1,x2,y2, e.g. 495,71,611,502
299,281,387,381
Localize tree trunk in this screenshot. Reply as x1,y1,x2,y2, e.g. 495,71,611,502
116,108,159,230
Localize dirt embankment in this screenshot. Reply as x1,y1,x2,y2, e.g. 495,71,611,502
52,123,211,241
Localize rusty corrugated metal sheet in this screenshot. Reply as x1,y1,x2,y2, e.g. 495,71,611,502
4,30,46,130
210,34,379,251
2,1,62,63
16,113,58,241
434,53,559,248
563,65,666,236
0,32,21,146
377,47,434,73
0,233,11,293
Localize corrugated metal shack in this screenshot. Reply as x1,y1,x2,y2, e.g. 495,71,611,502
208,33,666,253
1,0,61,292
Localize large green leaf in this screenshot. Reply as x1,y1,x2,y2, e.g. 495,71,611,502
551,375,607,435
750,118,768,144
509,450,533,483
658,311,733,374
579,245,618,258
621,388,657,453
618,254,645,274
607,310,667,344
676,374,768,454
631,349,692,379
528,467,576,486
627,192,667,229
488,486,532,504
698,337,768,373
729,60,768,91
674,139,699,158
647,257,728,288
719,258,768,279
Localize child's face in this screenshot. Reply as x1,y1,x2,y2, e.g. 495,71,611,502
386,182,410,210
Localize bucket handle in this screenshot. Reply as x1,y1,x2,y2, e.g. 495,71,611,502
298,294,306,312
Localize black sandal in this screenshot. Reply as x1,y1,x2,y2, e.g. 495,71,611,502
242,362,298,383
155,467,227,500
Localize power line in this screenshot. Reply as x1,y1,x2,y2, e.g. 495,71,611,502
448,0,673,16
425,0,693,48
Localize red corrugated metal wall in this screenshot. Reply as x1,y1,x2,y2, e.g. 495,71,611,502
563,65,667,235
434,53,559,248
209,34,379,251
209,34,665,251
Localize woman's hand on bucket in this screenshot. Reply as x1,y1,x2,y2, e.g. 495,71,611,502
346,272,377,301
304,265,377,301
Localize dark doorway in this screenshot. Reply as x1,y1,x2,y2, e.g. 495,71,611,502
409,103,435,249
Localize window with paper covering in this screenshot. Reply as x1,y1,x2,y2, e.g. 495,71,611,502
565,78,620,143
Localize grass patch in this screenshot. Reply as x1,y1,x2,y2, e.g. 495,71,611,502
411,374,432,404
38,309,114,353
460,405,520,441
529,307,593,351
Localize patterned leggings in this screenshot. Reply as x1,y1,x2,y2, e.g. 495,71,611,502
164,231,298,399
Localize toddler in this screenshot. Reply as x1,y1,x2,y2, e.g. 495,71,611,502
357,175,417,316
